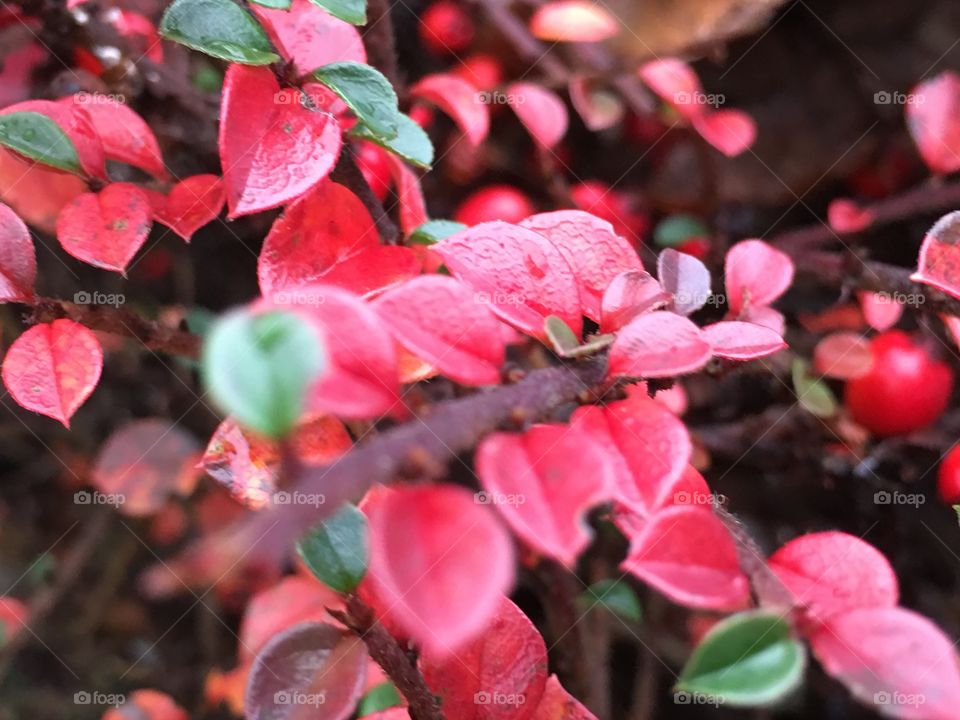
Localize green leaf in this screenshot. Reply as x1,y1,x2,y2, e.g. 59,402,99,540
310,0,366,24
0,111,82,175
357,681,402,716
314,62,399,140
202,309,326,438
953,504,960,525
677,610,806,707
160,0,280,65
349,113,434,169
545,315,580,356
579,580,642,622
791,358,837,418
408,219,466,246
654,214,709,248
250,0,291,7
297,503,368,593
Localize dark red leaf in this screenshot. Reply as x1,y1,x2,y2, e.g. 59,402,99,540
2,99,106,178
147,174,225,242
385,154,429,236
0,201,35,301
608,311,711,378
529,675,597,719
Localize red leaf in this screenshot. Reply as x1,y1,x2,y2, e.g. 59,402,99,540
476,423,614,566
362,484,515,654
811,607,960,720
725,239,794,315
56,182,152,273
0,202,35,300
0,147,85,235
529,675,597,719
657,248,711,315
0,42,45,108
911,211,960,301
147,174,225,242
529,1,618,42
420,597,547,720
858,291,903,332
1,319,102,427
252,0,366,77
219,65,342,218
568,75,624,132
520,210,642,322
600,270,671,332
410,73,490,146
813,331,873,380
768,531,898,623
202,419,281,509
828,198,873,234
385,154,429,236
107,10,163,63
102,690,187,720
907,71,960,175
258,181,419,297
620,505,750,610
506,82,569,149
608,311,711,379
691,109,756,157
2,99,106,179
702,321,786,360
373,275,505,386
638,59,703,121
434,221,582,339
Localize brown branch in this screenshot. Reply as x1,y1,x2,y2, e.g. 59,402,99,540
364,0,403,94
331,145,400,244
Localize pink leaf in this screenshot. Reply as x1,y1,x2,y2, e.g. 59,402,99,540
373,275,505,386
0,42,45,108
476,423,614,566
702,321,786,360
813,331,874,379
0,147,86,235
739,304,786,335
2,319,102,427
219,65,342,218
657,248,711,315
362,485,515,654
608,312,712,379
911,211,960,300
56,182,152,273
385,154,430,236
410,73,490,146
520,210,642,321
942,313,960,349
638,59,703,121
620,504,749,610
529,675,598,719
600,270,671,332
2,99,106,179
0,202,35,301
768,532,898,623
725,239,794,315
858,291,903,332
146,174,225,242
811,607,960,720
568,75,624,131
691,109,757,157
506,82,569,149
434,221,582,339
828,198,873,234
529,1,619,42
906,71,960,175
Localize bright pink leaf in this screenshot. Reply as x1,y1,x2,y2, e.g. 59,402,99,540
363,484,515,654
702,321,786,360
385,154,430,236
410,74,490,146
828,198,873,234
739,304,786,335
2,319,102,427
768,531,898,623
725,239,794,315
811,607,960,720
520,210,642,321
620,504,750,610
911,211,960,301
2,99,106,179
219,65,342,218
568,75,625,131
638,59,703,121
608,312,711,379
529,1,618,42
420,596,547,720
858,290,903,331
147,174,225,242
0,202,35,301
506,82,569,150
600,270,671,332
373,275,505,386
56,182,152,273
529,675,597,719
813,331,873,379
691,109,756,157
657,248,711,315
906,71,960,175
476,423,614,566
434,221,583,339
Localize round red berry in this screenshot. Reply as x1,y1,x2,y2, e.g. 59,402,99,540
453,53,503,91
419,1,474,55
454,185,535,225
937,446,960,504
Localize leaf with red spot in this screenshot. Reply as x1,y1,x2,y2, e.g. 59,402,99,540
529,0,618,42
657,248,711,315
724,239,794,315
435,221,582,339
620,505,750,610
147,174,225,242
529,675,597,719
410,74,489,146
858,290,903,331
361,484,515,654
600,270,671,332
768,532,898,623
813,331,873,379
810,607,960,720
507,82,569,150
828,198,873,234
420,597,547,719
907,71,960,175
691,109,756,157
219,65,342,218
0,202,35,301
608,311,711,379
385,154,429,236
258,180,419,298
568,75,624,131
638,59,703,120
1,99,106,179
2,319,102,427
252,0,366,77
476,423,614,566
102,690,187,720
56,182,152,273
912,211,960,300
520,210,642,322
373,275,505,386
702,321,786,360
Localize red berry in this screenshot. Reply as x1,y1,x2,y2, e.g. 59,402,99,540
354,141,391,201
419,1,474,55
454,185,535,225
677,237,711,260
844,331,954,436
938,446,960,504
570,180,648,242
453,53,503,91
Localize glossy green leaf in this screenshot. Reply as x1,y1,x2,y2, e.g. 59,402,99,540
408,219,467,246
160,0,280,65
677,610,806,707
202,309,326,438
654,214,709,248
314,62,399,140
791,358,837,418
350,113,434,169
357,681,402,715
545,315,580,355
310,0,367,24
297,503,368,593
579,579,642,622
250,0,291,7
0,111,82,175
